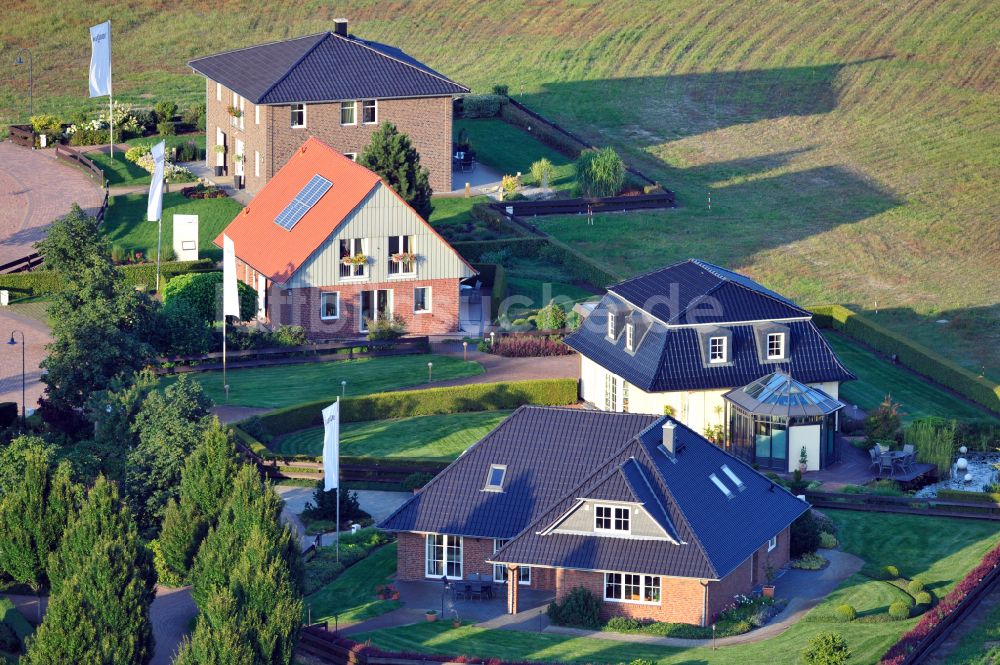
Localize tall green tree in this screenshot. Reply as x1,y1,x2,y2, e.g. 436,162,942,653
172,587,255,665
35,204,109,281
82,369,159,483
0,435,54,494
359,121,433,219
125,375,214,536
25,476,156,665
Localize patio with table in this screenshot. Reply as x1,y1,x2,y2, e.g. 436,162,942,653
870,443,935,482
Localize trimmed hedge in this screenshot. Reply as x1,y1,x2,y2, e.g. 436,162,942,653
451,235,618,290
937,489,1000,504
810,305,1000,414
256,378,579,435
0,259,215,298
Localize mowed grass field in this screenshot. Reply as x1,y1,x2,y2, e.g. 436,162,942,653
1,1,997,379
271,410,512,459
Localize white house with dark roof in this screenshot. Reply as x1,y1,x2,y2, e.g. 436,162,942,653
565,259,854,472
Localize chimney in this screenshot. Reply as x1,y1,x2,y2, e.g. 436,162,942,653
333,18,349,37
662,421,676,456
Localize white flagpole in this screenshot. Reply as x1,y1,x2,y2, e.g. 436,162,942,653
336,395,340,561
222,313,227,402
108,20,113,161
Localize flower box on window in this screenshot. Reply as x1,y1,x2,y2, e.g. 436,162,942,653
226,106,243,118
341,254,368,266
390,252,417,264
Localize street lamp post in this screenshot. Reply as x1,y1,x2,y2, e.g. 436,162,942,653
14,49,33,119
427,362,433,382
7,331,25,429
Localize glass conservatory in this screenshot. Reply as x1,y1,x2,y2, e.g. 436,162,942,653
723,371,844,472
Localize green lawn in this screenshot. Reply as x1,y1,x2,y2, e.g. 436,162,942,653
358,511,1000,665
429,196,488,228
272,410,512,460
162,355,484,408
945,598,1000,664
102,191,243,261
306,542,401,625
455,118,575,191
88,149,152,186
125,132,206,155
824,332,997,423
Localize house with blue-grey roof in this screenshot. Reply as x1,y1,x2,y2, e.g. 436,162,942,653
379,406,809,625
565,259,854,472
189,18,468,195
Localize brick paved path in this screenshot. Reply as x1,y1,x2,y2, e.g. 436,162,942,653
0,141,103,266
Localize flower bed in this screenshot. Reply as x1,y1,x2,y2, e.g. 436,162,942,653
479,335,575,358
181,184,228,200
603,595,784,639
880,540,1000,664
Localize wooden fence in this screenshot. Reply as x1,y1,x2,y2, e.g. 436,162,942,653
7,125,34,148
491,190,675,217
54,144,105,187
804,490,1000,521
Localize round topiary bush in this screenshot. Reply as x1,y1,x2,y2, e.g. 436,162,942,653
907,578,925,595
915,591,932,607
834,604,857,622
802,632,851,665
883,565,901,579
819,531,839,549
889,600,911,620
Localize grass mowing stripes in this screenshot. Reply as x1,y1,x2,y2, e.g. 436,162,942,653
305,542,400,625
272,410,512,459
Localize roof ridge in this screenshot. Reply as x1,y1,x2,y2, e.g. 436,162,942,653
621,457,681,544
332,33,469,91
189,32,326,64
257,33,332,105
607,258,695,303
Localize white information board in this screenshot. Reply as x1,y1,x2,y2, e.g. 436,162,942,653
173,214,199,261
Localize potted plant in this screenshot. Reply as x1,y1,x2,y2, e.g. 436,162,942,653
226,105,242,118
425,609,438,622
390,251,416,264
213,144,225,176
341,254,367,266
452,616,462,629
799,446,808,474
762,564,777,598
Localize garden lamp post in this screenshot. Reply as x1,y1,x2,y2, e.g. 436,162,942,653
463,341,468,361
427,362,433,382
7,331,25,428
14,49,32,118
490,331,495,348
341,380,347,396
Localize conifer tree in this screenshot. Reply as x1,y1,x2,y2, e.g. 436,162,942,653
359,121,433,219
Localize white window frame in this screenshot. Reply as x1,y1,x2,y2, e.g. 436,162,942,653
768,535,777,552
709,336,727,363
320,292,340,320
414,286,432,314
341,100,357,125
767,332,785,359
216,82,221,102
605,373,617,411
291,103,307,128
362,99,378,124
604,572,661,604
339,238,367,280
255,105,260,125
344,152,357,161
625,322,635,351
607,312,616,339
483,464,506,492
594,504,630,534
425,534,463,579
493,540,530,585
239,96,245,130
388,235,416,276
254,150,260,178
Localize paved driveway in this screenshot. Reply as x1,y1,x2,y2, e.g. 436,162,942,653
0,142,103,266
0,306,51,410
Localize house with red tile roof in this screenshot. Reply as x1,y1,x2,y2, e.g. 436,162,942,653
215,137,475,338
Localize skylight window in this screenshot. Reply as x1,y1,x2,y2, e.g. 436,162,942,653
483,464,507,492
709,473,734,499
274,175,333,231
720,464,745,491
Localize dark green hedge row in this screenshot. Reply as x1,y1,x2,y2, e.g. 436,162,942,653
450,237,547,262
937,489,1000,504
0,259,216,298
451,236,617,290
810,305,1000,414
256,378,579,436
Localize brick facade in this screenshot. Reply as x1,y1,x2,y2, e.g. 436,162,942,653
206,82,454,196
555,568,709,625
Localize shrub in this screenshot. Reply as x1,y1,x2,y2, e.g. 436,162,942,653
0,621,20,653
576,147,625,197
819,532,838,549
889,601,911,620
272,325,308,347
154,101,178,122
536,300,567,331
131,109,156,132
302,483,368,525
366,314,407,341
174,140,200,162
489,336,574,358
529,158,555,189
884,565,901,579
30,114,63,139
240,416,272,444
791,511,822,557
802,632,851,665
793,553,828,570
865,395,903,445
462,94,504,118
491,84,510,97
125,143,152,164
163,271,256,323
546,587,601,629
835,604,857,622
182,103,206,131
402,472,434,491
914,591,932,607
906,579,925,595
906,417,957,476
156,121,176,136
501,174,521,200
605,616,642,632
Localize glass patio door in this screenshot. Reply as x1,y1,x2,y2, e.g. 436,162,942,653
754,418,788,470
359,289,392,332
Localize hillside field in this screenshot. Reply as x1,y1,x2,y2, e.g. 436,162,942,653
1,0,997,379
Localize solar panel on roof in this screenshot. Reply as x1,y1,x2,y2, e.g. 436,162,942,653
274,174,332,230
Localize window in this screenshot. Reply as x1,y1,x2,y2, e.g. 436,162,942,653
605,373,617,411
768,535,778,552
604,573,661,604
710,473,734,499
493,540,531,585
340,101,356,125
254,150,260,178
767,332,785,359
255,105,260,125
483,464,506,491
425,534,462,579
622,381,629,413
290,104,306,128
607,312,616,339
239,96,245,130
625,323,635,351
339,238,366,278
344,152,357,161
721,464,745,490
362,99,377,124
414,286,431,313
709,336,727,363
359,289,391,332
320,292,339,320
388,235,415,275
216,82,221,101
595,505,630,533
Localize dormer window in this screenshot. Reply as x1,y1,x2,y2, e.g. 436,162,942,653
767,332,785,359
625,323,635,351
709,336,727,363
483,464,506,492
607,312,616,339
595,504,630,533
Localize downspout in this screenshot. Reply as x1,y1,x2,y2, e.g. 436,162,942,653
700,580,710,627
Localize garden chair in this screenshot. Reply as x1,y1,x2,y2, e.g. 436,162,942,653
878,452,895,477
869,448,881,471
902,444,916,471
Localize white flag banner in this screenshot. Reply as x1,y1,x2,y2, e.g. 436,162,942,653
146,141,165,222
222,234,240,319
88,21,112,98
322,401,340,491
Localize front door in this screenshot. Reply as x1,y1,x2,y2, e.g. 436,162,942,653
359,289,392,332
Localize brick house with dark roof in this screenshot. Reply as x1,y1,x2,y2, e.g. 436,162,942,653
215,137,475,338
379,407,810,625
566,259,855,472
189,19,468,196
